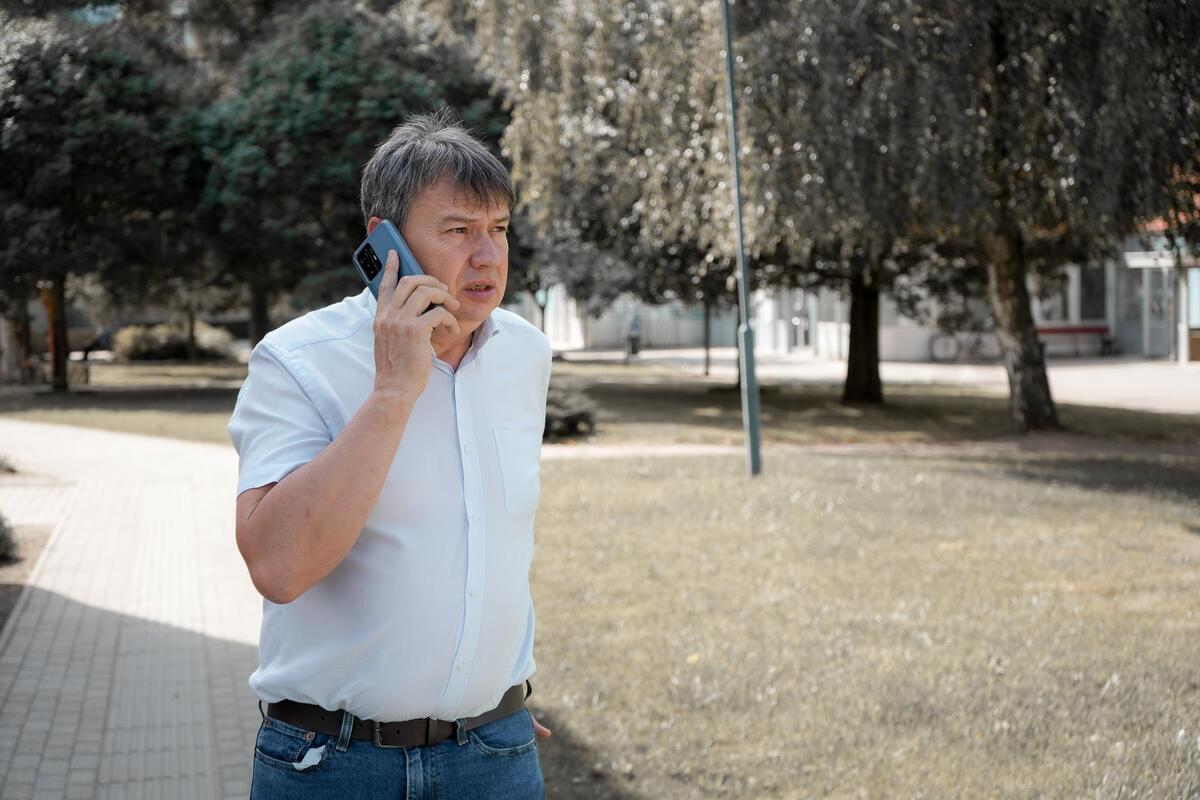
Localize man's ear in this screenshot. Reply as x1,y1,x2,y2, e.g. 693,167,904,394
366,217,383,235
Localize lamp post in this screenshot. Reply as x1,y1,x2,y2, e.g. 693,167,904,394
720,0,763,476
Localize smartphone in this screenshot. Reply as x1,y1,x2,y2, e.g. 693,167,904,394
353,220,424,298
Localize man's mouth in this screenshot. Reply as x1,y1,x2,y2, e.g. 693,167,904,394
464,283,494,295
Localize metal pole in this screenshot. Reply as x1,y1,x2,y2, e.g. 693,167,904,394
721,0,762,476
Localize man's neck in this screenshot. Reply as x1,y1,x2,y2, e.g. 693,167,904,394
432,326,477,371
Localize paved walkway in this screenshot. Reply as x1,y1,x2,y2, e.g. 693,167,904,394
0,420,260,799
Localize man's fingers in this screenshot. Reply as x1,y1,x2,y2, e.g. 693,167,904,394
375,249,400,309
400,284,458,318
530,712,551,739
423,306,460,337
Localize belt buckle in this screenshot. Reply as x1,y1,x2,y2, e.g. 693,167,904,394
372,721,403,749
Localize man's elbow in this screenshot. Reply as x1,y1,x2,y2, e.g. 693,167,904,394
237,529,303,605
248,567,304,606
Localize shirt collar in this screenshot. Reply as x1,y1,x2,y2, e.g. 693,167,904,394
472,314,500,351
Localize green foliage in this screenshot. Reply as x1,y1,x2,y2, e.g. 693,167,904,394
111,321,234,361
0,512,15,561
196,1,508,338
430,0,1200,423
544,380,596,441
0,25,194,305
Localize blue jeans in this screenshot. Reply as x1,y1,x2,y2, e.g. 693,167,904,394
249,707,545,799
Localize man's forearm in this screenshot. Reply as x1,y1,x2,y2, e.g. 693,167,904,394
236,391,416,604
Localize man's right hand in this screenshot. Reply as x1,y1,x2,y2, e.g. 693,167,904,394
372,249,460,402
236,251,461,604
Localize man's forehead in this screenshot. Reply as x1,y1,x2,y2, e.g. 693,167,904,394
415,177,509,219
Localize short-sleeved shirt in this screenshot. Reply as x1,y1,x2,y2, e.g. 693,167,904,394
228,289,551,722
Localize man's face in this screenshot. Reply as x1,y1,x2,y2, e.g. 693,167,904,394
399,177,509,332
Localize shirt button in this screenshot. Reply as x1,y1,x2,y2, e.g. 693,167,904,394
469,589,478,599
463,442,472,455
470,514,479,525
457,662,465,672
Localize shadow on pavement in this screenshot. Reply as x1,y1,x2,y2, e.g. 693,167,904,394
0,586,641,800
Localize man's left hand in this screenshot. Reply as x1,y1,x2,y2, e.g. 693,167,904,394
530,712,551,739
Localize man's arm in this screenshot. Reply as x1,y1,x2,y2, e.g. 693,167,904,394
236,255,460,604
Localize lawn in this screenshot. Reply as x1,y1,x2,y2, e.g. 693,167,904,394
1,360,1198,798
531,451,1200,799
2,360,1198,448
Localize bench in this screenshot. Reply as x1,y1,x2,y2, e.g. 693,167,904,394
1036,325,1117,356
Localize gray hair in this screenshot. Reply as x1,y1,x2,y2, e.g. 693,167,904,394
359,108,514,230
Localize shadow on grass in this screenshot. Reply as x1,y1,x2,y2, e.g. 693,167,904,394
1000,457,1200,505
0,386,240,414
565,370,1200,446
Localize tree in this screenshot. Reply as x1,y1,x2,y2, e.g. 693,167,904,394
196,1,508,343
0,22,195,389
422,0,753,368
930,0,1200,429
435,0,1200,429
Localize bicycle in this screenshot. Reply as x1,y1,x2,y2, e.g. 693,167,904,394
928,330,991,362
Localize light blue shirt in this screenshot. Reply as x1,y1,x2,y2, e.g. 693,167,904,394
229,289,551,721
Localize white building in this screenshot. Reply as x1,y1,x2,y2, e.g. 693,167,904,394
523,242,1200,363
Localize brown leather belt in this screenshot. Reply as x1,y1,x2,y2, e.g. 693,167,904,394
265,684,527,748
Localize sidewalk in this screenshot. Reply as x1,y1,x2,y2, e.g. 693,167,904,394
561,348,1200,415
0,419,261,800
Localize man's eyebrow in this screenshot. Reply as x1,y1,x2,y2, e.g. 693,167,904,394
438,213,510,225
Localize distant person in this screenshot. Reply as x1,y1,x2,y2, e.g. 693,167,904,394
81,324,111,361
228,110,551,799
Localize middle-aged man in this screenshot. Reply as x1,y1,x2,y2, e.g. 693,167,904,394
228,109,551,799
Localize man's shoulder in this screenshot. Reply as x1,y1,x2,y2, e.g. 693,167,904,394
490,308,551,358
259,291,374,359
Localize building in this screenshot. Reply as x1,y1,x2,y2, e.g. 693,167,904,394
529,241,1200,362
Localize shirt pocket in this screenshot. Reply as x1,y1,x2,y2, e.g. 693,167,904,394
493,428,543,517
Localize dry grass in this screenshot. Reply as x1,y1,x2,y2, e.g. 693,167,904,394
3,360,1199,798
531,452,1200,799
0,362,244,443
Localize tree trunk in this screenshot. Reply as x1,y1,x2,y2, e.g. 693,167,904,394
48,277,70,392
0,313,25,384
186,308,198,360
703,299,711,377
842,266,883,404
249,283,271,346
984,231,1060,432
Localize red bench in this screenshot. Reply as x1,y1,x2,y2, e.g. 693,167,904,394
1036,325,1117,356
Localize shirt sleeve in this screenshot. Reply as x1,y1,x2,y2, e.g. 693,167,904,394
228,341,333,495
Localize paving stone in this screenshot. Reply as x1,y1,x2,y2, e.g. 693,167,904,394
0,420,259,796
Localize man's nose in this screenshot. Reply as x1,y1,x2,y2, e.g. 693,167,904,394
468,232,501,267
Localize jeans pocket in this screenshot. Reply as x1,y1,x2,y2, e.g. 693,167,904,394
254,717,334,773
467,709,537,758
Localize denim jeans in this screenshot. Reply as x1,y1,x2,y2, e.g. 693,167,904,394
249,707,545,799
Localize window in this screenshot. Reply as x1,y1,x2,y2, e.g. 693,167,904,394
1080,265,1106,320
1037,275,1070,322
1190,268,1200,328
1118,268,1142,322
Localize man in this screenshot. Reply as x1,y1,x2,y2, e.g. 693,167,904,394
229,110,551,799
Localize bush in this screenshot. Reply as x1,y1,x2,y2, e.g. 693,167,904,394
0,512,16,561
0,454,15,473
544,383,596,441
112,321,234,361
